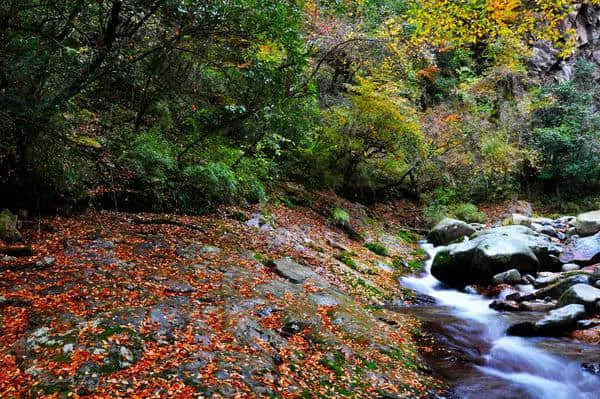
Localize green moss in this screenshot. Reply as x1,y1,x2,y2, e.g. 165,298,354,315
406,260,424,271
397,230,420,243
97,325,137,342
364,242,388,256
334,251,358,270
320,352,346,376
432,250,452,268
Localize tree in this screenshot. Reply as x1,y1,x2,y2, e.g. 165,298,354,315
530,59,600,194
0,0,312,210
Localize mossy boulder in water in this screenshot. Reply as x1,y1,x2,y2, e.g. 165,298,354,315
432,235,539,288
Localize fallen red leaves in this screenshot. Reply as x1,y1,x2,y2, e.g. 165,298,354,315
0,197,444,398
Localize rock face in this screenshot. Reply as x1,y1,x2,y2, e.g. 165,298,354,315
430,225,566,287
529,5,600,81
574,210,600,236
508,304,586,337
557,284,600,310
0,209,21,242
560,233,600,265
428,218,475,246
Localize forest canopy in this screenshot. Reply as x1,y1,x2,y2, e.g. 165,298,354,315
2,0,600,214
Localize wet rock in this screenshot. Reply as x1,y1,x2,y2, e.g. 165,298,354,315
560,232,600,266
464,285,479,295
522,274,536,285
308,293,339,307
513,274,591,302
492,269,522,285
428,218,475,246
385,294,436,308
432,234,539,287
280,320,311,337
272,257,324,285
474,226,563,269
164,280,196,293
531,217,554,225
176,242,220,259
533,273,560,288
149,301,190,338
574,210,600,236
327,238,350,252
519,300,556,312
374,260,394,273
490,299,521,311
576,319,600,329
582,363,600,376
562,263,581,272
557,284,600,311
532,223,558,238
508,304,586,336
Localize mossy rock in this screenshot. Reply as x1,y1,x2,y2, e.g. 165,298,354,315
0,209,21,242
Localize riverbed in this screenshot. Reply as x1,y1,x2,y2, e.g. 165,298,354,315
399,243,600,399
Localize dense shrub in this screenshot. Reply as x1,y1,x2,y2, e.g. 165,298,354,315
452,203,486,223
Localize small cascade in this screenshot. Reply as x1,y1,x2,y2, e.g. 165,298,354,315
400,243,600,399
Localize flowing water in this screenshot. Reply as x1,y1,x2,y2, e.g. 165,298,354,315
400,243,600,399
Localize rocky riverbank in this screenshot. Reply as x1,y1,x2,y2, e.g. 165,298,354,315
0,188,445,398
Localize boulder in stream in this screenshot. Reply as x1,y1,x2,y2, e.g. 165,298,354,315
432,235,539,287
428,218,475,246
560,232,600,266
557,284,600,311
492,269,522,285
574,210,600,236
507,304,586,336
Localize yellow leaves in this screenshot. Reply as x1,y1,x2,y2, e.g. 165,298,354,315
255,40,286,64
69,135,102,149
407,0,597,53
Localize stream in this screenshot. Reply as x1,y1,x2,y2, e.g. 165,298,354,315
400,243,600,399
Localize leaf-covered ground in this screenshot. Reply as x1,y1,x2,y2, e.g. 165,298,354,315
0,189,445,398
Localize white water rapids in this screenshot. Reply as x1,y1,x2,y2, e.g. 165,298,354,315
401,243,600,399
